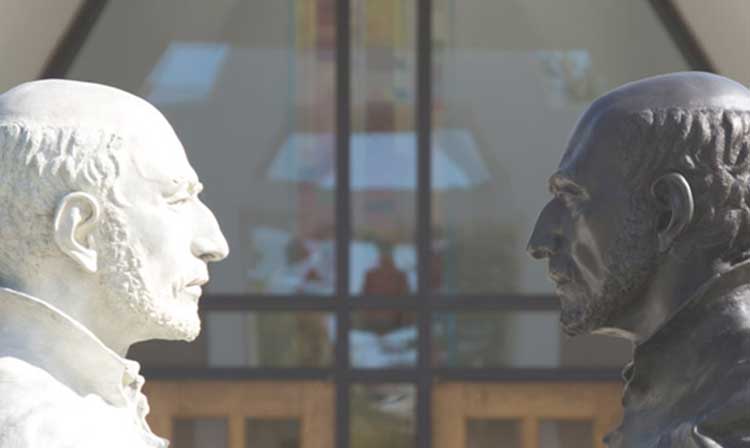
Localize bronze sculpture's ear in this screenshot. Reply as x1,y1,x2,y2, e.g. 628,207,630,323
650,172,694,253
54,192,101,273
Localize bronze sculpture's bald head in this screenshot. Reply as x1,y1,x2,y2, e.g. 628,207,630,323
528,72,750,339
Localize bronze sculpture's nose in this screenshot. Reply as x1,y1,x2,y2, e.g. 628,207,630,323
527,201,562,260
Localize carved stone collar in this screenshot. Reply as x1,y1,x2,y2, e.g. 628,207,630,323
0,287,144,408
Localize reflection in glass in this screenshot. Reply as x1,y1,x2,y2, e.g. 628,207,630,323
539,420,594,448
129,312,335,368
246,419,300,448
68,0,337,295
351,311,417,367
466,419,521,448
174,418,228,448
432,311,631,368
351,384,415,448
431,0,690,294
350,0,417,296
351,240,416,295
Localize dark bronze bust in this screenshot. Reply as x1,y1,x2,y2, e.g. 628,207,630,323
528,72,750,447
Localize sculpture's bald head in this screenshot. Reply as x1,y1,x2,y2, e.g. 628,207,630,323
587,71,750,117
563,72,750,174
0,80,185,172
0,79,169,134
529,72,750,337
0,79,227,345
0,79,195,285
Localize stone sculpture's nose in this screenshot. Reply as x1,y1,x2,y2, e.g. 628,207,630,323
191,201,229,263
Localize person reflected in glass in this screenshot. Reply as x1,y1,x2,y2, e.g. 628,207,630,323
362,241,410,297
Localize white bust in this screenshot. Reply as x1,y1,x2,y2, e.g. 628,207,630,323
0,79,228,447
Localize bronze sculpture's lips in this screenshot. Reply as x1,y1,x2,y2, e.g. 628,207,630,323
548,270,570,285
548,258,572,285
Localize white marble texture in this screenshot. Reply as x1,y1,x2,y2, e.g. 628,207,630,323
0,79,228,447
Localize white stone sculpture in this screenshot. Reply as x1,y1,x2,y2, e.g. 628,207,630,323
0,79,229,447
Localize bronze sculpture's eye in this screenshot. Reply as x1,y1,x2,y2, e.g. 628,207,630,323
563,186,581,197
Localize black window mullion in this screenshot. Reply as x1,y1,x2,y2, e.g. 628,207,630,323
42,0,110,78
334,0,352,446
416,0,433,446
647,0,715,72
199,293,560,312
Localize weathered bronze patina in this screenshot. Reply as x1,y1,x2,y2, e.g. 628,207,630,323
528,72,750,447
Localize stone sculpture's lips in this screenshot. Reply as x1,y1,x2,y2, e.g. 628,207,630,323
184,277,209,300
186,277,209,288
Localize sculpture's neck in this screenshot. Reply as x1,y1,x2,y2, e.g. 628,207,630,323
608,281,750,448
16,260,137,357
599,250,725,344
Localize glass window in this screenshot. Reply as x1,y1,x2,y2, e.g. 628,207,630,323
246,419,301,448
467,419,521,448
431,0,690,295
433,311,631,368
174,418,228,448
129,311,335,368
539,420,594,448
351,383,416,448
351,310,417,368
350,0,417,296
60,0,696,448
68,0,337,296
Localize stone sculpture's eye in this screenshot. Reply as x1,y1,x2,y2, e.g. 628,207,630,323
167,195,192,206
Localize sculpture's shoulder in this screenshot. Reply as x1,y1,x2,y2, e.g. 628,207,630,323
0,356,72,398
694,361,750,447
0,356,99,448
656,362,750,448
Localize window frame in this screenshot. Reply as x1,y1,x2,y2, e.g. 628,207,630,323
43,2,712,447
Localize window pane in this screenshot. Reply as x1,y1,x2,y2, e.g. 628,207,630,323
174,418,228,448
432,311,631,368
350,0,417,296
351,383,415,448
431,0,690,294
467,419,521,448
129,311,335,368
246,419,300,448
539,420,594,448
351,311,417,368
68,0,337,295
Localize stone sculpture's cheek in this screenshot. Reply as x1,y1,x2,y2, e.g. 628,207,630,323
103,140,227,341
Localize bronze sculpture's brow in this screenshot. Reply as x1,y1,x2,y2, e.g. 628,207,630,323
548,173,588,197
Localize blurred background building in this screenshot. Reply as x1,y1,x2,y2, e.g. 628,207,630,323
1,0,746,447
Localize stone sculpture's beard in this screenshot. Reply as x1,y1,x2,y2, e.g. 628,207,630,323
559,208,657,337
96,207,201,342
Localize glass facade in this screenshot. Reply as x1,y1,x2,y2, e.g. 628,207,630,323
351,383,416,448
431,0,688,295
432,311,630,368
59,0,694,447
130,311,335,368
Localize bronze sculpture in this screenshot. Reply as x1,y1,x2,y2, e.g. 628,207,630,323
528,72,750,447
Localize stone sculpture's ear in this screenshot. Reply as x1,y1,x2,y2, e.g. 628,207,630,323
650,172,694,254
54,192,101,273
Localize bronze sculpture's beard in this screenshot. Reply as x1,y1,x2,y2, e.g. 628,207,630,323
559,208,657,337
96,207,201,342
